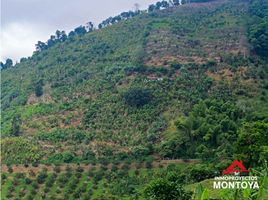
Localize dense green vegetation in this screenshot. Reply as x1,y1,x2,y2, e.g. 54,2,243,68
1,0,268,198
0,163,192,200
1,161,267,199
1,0,267,165
248,0,268,57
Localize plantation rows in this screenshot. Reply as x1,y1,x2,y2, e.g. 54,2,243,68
1,159,198,174
2,168,112,200
1,161,192,200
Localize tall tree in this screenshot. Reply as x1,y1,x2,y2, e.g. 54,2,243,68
0,61,4,69
1,58,13,69
68,31,76,37
55,30,67,42
148,4,156,12
35,41,47,52
47,35,56,47
86,22,94,32
74,26,87,35
11,114,22,136
161,1,170,8
173,0,180,6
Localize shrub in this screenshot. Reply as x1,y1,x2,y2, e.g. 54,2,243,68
144,173,192,200
121,163,130,170
6,193,13,199
170,61,181,70
8,166,13,173
36,172,48,184
44,187,50,193
145,161,153,169
35,85,43,97
53,166,61,173
32,163,39,167
189,165,215,182
88,171,94,177
2,174,7,180
25,195,34,200
76,172,82,179
32,181,39,189
111,165,118,172
29,170,35,177
123,88,152,107
25,177,32,185
76,166,84,173
66,165,72,171
15,173,25,179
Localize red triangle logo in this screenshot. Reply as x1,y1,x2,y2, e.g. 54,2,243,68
223,160,249,175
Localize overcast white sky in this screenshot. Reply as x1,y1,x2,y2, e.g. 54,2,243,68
1,0,158,62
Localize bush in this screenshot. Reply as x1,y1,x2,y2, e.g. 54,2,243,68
145,161,153,169
8,166,13,173
76,166,84,173
111,165,118,172
189,165,215,182
29,170,35,177
88,170,94,177
2,174,7,180
144,173,192,200
15,173,25,179
32,181,39,189
76,172,82,179
25,177,32,185
170,61,181,70
32,163,39,167
36,172,48,184
123,88,152,107
121,163,130,170
53,166,61,173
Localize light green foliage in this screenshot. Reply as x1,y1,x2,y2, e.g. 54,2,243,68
0,2,267,199
1,137,43,164
236,121,268,166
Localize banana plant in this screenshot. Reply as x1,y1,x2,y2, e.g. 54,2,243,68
193,184,209,200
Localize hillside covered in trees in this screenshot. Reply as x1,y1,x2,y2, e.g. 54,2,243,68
1,0,268,199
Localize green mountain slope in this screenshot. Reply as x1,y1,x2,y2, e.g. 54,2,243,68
1,0,268,166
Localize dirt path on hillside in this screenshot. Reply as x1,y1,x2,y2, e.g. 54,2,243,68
1,159,200,173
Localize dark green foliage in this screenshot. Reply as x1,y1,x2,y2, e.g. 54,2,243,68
1,58,13,70
35,30,68,52
235,121,268,166
144,173,192,200
248,20,268,57
25,177,32,185
11,114,22,136
123,88,152,107
248,0,268,57
188,164,215,182
36,171,48,184
35,81,44,97
160,99,243,160
98,11,139,29
8,166,13,173
169,61,181,70
74,26,87,35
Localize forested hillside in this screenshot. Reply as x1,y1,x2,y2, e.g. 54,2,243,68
1,0,268,199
